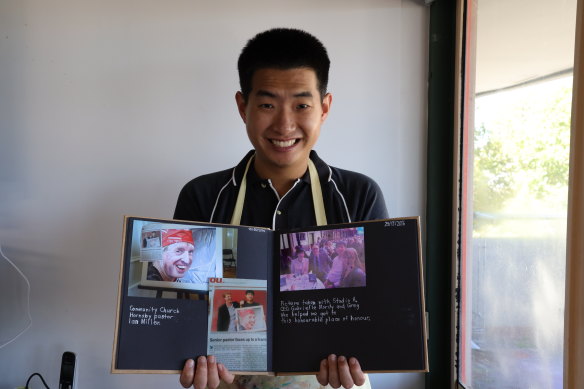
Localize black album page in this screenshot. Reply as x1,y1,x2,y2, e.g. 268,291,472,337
272,218,428,374
112,216,273,372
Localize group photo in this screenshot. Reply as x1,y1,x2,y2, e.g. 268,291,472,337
279,227,367,292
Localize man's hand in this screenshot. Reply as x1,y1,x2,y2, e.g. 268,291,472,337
179,356,234,389
316,354,366,389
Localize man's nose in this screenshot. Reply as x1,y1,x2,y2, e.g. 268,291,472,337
180,251,192,263
273,108,295,133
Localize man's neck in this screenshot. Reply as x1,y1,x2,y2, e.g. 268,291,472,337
269,176,297,197
253,158,308,197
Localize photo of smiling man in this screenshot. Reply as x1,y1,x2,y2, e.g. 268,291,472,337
147,229,194,282
236,306,266,332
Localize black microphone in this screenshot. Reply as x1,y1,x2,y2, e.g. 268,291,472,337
58,351,76,389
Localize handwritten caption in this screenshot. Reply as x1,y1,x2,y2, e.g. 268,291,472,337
279,297,370,326
127,305,179,326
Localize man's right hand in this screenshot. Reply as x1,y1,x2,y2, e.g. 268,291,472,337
179,356,234,389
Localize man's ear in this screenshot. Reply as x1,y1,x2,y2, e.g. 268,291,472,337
321,93,332,122
235,91,247,123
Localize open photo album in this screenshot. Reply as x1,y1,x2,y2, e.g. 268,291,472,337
111,216,428,374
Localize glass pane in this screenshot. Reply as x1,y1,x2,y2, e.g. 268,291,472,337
458,1,576,388
468,77,570,389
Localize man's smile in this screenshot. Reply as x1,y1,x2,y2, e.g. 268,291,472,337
270,139,299,148
174,262,189,272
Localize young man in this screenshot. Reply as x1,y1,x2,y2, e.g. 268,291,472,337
325,241,347,288
177,28,388,389
240,290,260,307
309,244,331,282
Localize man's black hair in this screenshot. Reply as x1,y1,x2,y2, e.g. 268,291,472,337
237,28,330,100
245,290,255,295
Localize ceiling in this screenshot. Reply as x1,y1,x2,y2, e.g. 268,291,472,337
474,0,577,94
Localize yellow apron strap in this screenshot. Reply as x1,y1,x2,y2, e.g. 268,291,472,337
230,155,327,227
308,159,327,226
230,155,254,225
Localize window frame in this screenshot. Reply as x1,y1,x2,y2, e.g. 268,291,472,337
425,0,584,388
563,0,584,387
424,0,459,387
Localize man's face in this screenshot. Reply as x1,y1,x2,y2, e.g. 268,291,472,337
161,242,194,279
312,246,319,255
336,244,346,256
245,292,254,303
240,311,256,330
297,251,305,259
224,294,232,304
235,68,332,178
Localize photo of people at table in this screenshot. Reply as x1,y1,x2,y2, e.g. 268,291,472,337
279,227,367,292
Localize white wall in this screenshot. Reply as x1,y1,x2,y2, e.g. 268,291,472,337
0,1,428,388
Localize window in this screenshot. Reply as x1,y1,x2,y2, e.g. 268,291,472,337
456,1,577,388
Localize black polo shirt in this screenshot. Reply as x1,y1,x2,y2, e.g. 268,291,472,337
173,150,388,229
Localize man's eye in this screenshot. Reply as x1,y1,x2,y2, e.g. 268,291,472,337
259,104,274,109
297,104,310,109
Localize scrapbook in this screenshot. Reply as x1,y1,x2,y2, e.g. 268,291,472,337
111,216,428,374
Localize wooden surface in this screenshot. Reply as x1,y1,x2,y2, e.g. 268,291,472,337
564,0,584,387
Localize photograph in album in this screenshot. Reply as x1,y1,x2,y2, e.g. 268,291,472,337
125,220,243,296
278,227,367,292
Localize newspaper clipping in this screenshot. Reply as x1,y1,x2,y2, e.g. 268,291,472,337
207,278,268,372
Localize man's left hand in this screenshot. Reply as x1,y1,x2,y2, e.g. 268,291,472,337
316,354,365,389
